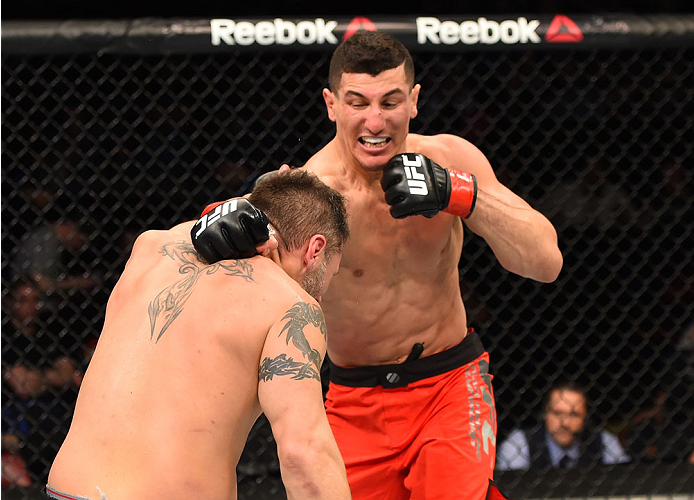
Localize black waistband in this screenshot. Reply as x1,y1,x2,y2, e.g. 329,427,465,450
328,331,485,389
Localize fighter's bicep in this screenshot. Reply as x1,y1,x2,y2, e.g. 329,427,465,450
257,300,328,427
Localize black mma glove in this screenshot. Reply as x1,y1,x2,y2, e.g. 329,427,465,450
190,198,270,263
381,153,477,219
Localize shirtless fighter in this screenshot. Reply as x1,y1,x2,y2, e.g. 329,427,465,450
192,31,563,500
47,170,351,500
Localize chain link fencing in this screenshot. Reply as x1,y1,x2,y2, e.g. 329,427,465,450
2,23,693,499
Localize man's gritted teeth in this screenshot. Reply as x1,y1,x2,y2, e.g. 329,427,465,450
359,136,391,148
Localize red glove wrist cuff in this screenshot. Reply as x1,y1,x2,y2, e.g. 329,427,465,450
445,171,477,218
200,200,227,217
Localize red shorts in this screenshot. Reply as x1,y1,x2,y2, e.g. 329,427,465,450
326,333,497,500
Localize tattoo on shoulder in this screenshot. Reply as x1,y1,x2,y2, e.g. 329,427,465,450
280,302,326,368
148,241,256,343
258,301,327,382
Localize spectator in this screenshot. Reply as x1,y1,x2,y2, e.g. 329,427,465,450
621,319,694,464
537,159,648,234
7,183,99,297
10,217,99,295
1,433,32,487
497,380,630,470
1,279,84,480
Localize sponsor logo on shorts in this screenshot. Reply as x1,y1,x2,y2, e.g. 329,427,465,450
211,18,338,46
416,16,541,45
465,360,497,461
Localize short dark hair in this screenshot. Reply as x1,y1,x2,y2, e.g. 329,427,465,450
249,169,349,258
545,380,589,411
328,31,415,92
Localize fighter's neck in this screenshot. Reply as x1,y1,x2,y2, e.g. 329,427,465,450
326,140,385,189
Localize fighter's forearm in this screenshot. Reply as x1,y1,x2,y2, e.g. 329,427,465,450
279,438,351,500
466,189,563,283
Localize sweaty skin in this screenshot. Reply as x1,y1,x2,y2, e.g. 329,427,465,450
48,221,349,500
308,65,562,367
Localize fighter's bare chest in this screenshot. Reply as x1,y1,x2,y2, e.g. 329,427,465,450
340,194,457,272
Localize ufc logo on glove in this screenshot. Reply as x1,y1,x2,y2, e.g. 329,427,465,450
400,155,429,196
190,197,271,262
381,152,477,219
194,199,239,237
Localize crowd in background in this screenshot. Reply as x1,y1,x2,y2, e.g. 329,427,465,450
2,30,693,494
3,141,692,490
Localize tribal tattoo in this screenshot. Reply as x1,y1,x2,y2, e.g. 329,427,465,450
148,241,255,343
259,301,327,382
279,302,326,369
259,354,320,381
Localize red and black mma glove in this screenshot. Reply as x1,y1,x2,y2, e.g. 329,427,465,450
381,153,477,219
190,198,270,263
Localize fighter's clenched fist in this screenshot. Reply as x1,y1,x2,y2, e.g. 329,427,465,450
381,153,477,220
190,198,270,263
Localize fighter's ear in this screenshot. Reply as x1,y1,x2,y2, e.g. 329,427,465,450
323,88,337,122
303,234,327,271
410,84,421,119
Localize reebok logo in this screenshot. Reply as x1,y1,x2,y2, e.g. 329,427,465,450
343,16,377,40
417,16,540,45
545,15,584,42
401,155,428,196
211,18,338,46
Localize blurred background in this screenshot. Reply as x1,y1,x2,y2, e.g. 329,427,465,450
2,2,693,499
2,0,693,18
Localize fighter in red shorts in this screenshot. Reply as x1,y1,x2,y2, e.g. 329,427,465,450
192,31,562,499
